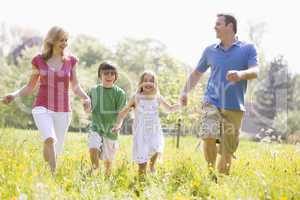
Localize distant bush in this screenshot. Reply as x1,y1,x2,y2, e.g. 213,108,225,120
273,110,300,139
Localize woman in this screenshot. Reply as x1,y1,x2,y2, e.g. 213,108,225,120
2,26,91,173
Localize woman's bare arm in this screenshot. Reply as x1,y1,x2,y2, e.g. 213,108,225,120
2,66,39,104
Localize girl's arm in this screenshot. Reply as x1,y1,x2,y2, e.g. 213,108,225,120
70,64,91,112
112,97,135,132
159,95,181,113
2,65,39,104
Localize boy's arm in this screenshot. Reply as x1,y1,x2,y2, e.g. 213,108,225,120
116,90,127,112
159,95,180,113
112,97,135,132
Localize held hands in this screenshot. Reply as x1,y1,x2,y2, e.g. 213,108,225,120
171,103,181,112
180,93,188,107
226,70,244,82
1,94,16,104
83,98,92,112
111,122,122,133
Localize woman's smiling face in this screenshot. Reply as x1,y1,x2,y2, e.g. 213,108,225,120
53,33,68,53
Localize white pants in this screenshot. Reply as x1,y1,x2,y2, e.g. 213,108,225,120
32,106,71,155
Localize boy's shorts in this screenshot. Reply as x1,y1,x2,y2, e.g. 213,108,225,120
200,103,244,155
88,131,119,161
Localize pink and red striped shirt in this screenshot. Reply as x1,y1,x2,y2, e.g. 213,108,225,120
31,54,78,112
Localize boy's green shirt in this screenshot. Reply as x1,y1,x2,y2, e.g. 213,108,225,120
88,84,126,140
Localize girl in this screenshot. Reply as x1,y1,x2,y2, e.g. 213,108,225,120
2,26,91,173
112,71,179,176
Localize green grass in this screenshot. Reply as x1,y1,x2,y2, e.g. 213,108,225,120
0,128,300,199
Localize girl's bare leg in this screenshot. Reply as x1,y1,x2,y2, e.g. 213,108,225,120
149,153,159,173
138,162,147,176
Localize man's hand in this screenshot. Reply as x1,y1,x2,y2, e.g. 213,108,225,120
226,70,244,82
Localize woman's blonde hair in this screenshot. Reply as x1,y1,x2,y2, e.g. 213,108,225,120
42,26,68,60
137,70,159,95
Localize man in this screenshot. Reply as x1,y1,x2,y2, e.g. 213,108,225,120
180,14,259,175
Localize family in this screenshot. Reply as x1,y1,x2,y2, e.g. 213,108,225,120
2,14,258,177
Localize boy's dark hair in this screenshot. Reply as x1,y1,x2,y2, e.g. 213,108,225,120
98,62,118,82
217,13,237,34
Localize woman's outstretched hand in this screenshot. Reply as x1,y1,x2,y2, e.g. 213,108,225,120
2,94,16,104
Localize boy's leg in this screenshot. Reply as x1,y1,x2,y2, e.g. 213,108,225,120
88,131,102,170
89,148,100,170
101,137,119,176
104,160,112,176
149,153,159,173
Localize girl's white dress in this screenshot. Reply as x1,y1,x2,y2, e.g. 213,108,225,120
132,94,164,164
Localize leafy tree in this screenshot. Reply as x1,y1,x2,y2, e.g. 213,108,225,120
246,21,268,100
114,38,167,77
0,23,40,62
252,56,294,132
70,35,113,67
291,74,300,110
0,47,38,128
274,111,300,137
158,65,206,135
0,33,207,134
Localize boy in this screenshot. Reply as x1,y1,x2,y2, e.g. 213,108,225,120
87,62,126,176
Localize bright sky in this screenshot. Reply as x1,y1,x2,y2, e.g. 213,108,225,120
0,0,299,74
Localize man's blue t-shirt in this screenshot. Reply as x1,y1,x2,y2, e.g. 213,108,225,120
196,40,258,111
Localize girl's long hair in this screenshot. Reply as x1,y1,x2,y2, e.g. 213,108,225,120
137,70,159,95
41,26,68,61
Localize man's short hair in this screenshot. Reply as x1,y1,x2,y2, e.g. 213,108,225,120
217,13,237,34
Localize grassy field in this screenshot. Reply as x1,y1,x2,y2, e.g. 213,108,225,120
0,128,300,200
